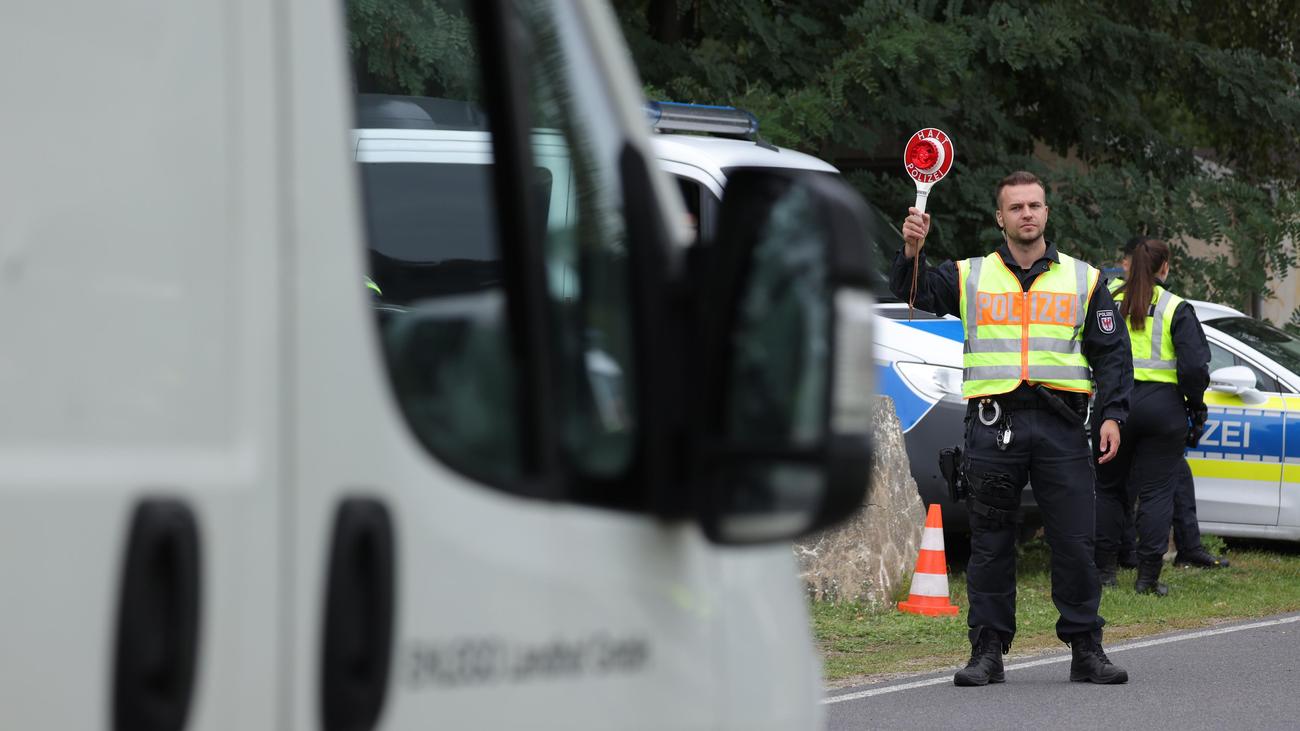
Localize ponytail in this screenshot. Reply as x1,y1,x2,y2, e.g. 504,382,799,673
1120,237,1170,332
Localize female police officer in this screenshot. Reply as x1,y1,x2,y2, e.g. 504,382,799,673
1094,237,1210,595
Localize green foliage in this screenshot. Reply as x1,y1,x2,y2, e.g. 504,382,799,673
341,0,1300,315
348,0,476,98
613,0,1300,313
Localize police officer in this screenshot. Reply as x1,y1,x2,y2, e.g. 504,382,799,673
894,170,1133,686
1108,239,1227,573
1094,238,1214,595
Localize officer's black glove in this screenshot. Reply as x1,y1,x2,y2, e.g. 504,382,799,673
1186,403,1208,448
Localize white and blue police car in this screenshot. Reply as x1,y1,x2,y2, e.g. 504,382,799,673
1190,302,1300,541
1014,295,1300,543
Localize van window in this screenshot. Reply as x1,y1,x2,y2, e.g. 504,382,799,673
350,0,644,501
520,0,639,483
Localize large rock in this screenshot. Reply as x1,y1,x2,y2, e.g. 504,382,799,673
793,396,927,605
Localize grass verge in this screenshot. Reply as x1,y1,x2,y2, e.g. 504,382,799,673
813,537,1300,686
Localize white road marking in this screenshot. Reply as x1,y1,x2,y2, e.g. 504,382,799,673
823,613,1300,705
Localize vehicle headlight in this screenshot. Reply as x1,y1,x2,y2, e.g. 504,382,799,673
894,361,964,403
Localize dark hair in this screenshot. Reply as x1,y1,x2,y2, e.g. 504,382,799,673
1120,237,1170,331
994,170,1046,208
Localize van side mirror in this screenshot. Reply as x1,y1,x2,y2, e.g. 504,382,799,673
1209,365,1267,404
692,169,876,544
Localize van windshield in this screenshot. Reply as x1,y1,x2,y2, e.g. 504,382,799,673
359,161,552,303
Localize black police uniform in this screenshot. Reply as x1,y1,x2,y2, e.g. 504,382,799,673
1094,280,1210,591
891,243,1133,653
1117,459,1206,563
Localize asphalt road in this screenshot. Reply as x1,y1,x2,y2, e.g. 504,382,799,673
825,612,1300,731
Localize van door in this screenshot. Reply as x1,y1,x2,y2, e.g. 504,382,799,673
284,0,719,728
0,0,281,728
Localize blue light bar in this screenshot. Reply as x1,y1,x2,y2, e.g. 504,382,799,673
645,101,760,139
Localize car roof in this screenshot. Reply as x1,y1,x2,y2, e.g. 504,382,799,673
650,134,839,179
1188,298,1246,322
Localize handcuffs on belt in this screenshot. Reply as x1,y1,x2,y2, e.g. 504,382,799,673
977,398,1014,451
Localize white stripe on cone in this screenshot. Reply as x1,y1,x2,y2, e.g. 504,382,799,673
919,527,945,552
908,571,950,598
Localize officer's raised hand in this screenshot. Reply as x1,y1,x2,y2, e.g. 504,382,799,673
1097,419,1121,463
902,207,930,258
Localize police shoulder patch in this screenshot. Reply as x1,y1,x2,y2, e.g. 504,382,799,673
1097,309,1116,334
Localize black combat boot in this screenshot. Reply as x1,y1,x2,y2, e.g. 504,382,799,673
1095,550,1118,588
1069,631,1128,684
1174,547,1229,569
1134,559,1169,596
954,629,1005,687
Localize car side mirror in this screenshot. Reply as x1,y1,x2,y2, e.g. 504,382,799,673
1209,365,1266,404
692,169,876,545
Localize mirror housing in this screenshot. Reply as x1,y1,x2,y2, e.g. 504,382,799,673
692,169,876,545
1209,365,1267,404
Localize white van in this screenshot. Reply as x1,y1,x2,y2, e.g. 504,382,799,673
0,1,879,729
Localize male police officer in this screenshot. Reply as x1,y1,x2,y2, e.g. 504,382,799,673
893,171,1134,686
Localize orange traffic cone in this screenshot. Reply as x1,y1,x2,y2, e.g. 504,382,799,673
898,504,960,616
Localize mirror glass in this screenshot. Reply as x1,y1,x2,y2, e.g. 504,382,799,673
725,184,830,446
714,180,835,542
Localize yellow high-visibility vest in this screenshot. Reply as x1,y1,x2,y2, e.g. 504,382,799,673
957,251,1099,398
1108,278,1180,384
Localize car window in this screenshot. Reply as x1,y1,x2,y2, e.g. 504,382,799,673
1207,341,1236,374
1207,317,1300,381
1209,341,1282,394
673,175,703,244
360,162,554,303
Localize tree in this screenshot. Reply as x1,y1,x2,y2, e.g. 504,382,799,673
613,0,1300,313
341,1,1300,315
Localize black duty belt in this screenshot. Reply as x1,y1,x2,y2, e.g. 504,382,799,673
972,386,1087,425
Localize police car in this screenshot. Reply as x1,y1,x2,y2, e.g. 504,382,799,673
1189,301,1300,541
1013,297,1300,543
645,102,969,530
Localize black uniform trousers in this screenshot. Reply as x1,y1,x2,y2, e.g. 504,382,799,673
1116,457,1202,556
1171,459,1203,551
964,396,1103,646
1095,383,1186,563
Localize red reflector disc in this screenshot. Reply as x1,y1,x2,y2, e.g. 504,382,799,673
906,138,938,171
